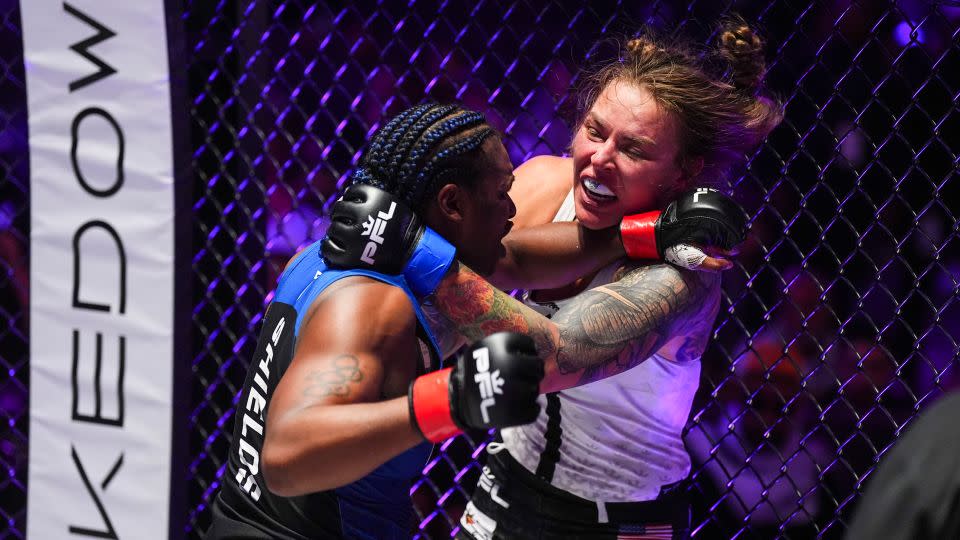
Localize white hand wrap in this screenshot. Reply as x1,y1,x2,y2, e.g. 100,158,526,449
664,243,708,270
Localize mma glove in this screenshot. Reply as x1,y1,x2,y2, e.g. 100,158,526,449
619,187,748,265
408,332,544,443
321,182,455,297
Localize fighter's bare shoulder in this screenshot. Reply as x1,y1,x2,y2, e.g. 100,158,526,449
511,155,573,228
303,276,418,345
283,275,421,401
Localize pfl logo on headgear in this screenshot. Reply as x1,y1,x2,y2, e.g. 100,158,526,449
360,201,396,264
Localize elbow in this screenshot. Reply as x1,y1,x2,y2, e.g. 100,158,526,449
539,358,581,394
489,243,527,290
261,435,335,497
260,441,302,497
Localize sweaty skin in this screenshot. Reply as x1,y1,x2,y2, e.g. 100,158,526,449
461,83,726,391
428,155,721,394
433,261,717,393
261,155,639,496
260,110,731,496
261,277,425,496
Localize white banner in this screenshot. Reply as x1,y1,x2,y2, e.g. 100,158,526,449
23,1,176,538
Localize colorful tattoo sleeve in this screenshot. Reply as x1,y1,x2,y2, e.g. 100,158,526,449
430,262,713,389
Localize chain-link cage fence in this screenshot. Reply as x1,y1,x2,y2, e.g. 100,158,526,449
182,1,960,539
0,0,28,537
5,0,959,539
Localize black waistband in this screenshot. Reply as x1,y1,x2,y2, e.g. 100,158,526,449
488,448,689,526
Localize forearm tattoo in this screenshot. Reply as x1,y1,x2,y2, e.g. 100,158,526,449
302,354,364,399
432,263,711,387
551,264,707,384
431,268,559,364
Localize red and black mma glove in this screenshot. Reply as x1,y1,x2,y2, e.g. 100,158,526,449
321,182,456,297
619,187,748,261
408,332,544,443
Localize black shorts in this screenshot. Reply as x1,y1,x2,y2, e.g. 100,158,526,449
456,449,690,540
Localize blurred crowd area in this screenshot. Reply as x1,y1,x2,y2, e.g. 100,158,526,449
3,1,959,539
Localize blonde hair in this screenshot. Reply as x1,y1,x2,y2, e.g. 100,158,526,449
576,18,784,190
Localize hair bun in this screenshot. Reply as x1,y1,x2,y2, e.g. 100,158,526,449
719,23,766,93
626,37,659,60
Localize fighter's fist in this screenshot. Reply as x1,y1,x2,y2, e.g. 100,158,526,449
619,187,747,271
408,332,543,442
321,181,455,296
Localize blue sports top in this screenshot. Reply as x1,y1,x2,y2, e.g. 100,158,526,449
208,241,443,539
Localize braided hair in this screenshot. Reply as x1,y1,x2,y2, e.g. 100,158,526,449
350,103,497,211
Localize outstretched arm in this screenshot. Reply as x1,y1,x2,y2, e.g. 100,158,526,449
488,223,626,290
322,183,738,298
429,261,715,393
488,184,744,290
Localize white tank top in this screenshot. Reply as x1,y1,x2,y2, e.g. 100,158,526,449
499,189,720,502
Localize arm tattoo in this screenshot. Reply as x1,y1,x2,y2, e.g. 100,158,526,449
431,263,713,388
302,354,363,399
431,266,559,363
551,264,710,385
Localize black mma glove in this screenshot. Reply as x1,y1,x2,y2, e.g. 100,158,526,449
619,187,747,263
408,332,543,442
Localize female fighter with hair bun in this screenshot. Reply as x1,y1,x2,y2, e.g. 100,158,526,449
443,21,785,539
207,104,546,540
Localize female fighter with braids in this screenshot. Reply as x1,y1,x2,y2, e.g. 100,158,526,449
206,104,546,540
208,101,737,539
326,21,783,539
